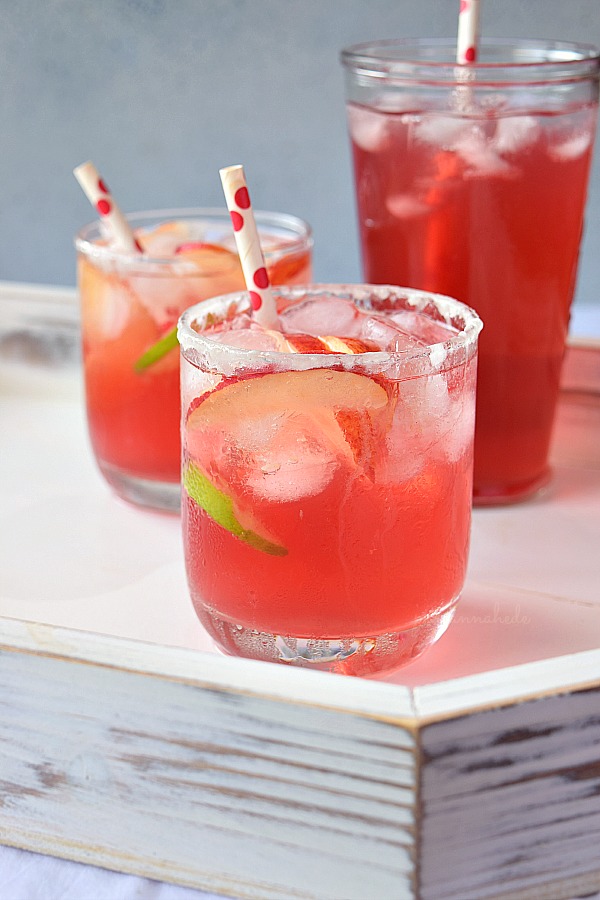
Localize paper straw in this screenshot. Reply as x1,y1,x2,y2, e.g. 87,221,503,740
73,161,143,253
457,0,480,64
219,164,278,328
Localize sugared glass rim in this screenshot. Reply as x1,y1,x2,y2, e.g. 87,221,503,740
341,38,600,86
75,206,313,266
178,284,483,376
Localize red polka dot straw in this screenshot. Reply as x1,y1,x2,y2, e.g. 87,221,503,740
219,165,278,329
456,0,480,65
73,161,143,253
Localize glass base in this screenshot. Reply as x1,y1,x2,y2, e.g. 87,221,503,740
473,466,552,507
196,602,458,677
99,461,181,514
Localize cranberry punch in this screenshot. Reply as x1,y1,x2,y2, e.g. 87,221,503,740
341,39,599,503
178,284,482,677
75,207,312,511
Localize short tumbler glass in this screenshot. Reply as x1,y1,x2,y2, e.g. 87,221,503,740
178,284,482,677
76,208,312,512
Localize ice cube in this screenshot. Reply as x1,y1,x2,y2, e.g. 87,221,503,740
398,373,451,435
378,412,426,484
207,322,285,352
455,128,519,179
245,412,341,502
346,103,389,152
440,394,475,462
422,373,451,417
359,312,426,352
79,260,136,342
493,116,540,155
129,247,244,331
128,270,197,330
413,115,472,148
549,131,593,162
281,295,363,340
385,193,431,219
398,373,474,463
388,310,459,346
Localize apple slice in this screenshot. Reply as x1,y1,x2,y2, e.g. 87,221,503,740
261,331,381,354
334,408,379,478
136,220,189,256
319,335,379,354
187,368,388,433
174,242,243,277
266,250,310,286
281,333,332,354
186,368,389,525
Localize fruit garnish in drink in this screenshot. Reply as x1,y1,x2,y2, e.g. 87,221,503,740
283,333,380,353
134,326,180,372
173,241,243,277
132,243,243,371
135,219,189,255
265,248,312,285
319,335,378,354
183,462,288,556
184,368,390,550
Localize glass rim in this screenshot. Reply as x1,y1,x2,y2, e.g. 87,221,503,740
341,37,600,84
75,206,313,265
178,283,483,370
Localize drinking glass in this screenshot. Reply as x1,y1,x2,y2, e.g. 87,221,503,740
341,39,599,504
179,283,482,676
76,208,312,512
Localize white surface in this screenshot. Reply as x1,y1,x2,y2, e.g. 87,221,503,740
1,349,598,687
0,297,599,899
0,844,225,900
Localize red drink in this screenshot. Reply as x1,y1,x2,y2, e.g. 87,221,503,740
179,285,482,676
342,39,599,503
76,209,312,511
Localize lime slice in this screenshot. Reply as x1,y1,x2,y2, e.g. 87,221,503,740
183,462,288,556
134,326,179,372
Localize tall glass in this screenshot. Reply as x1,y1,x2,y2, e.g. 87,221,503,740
76,208,312,512
179,284,482,677
341,39,599,504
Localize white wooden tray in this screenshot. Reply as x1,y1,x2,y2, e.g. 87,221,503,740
1,282,599,900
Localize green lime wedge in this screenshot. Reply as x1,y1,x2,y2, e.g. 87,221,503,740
134,326,179,372
183,462,288,557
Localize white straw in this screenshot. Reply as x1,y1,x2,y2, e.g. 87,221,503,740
219,164,278,329
457,0,481,64
73,161,142,253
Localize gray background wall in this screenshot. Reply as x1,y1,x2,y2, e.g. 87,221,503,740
1,0,599,307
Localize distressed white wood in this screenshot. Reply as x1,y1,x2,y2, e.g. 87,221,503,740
412,646,600,722
1,283,600,899
0,616,416,723
0,626,417,899
419,686,600,900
